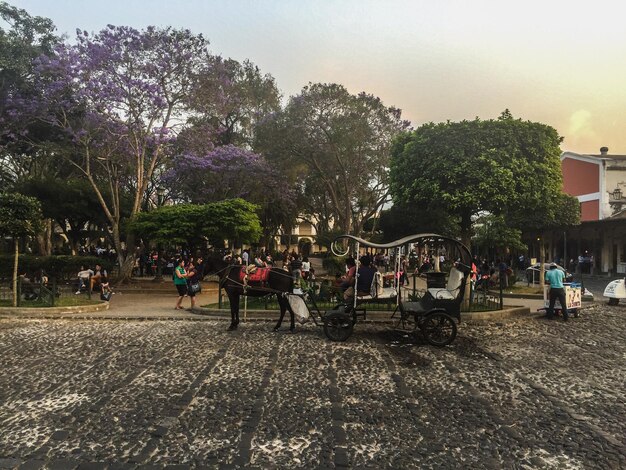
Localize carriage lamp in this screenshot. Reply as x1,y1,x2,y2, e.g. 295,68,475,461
613,188,622,201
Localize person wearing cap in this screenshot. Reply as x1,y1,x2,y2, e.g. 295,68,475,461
545,262,568,321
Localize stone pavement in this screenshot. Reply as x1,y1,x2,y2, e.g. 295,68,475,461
1,303,625,469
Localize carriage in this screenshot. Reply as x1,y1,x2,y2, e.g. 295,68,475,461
286,233,473,346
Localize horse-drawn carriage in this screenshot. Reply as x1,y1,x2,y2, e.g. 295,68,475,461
213,233,472,347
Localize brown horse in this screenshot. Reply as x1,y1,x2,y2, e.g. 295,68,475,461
206,258,296,331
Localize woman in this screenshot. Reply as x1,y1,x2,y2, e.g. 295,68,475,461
301,257,311,280
173,259,189,310
186,260,199,310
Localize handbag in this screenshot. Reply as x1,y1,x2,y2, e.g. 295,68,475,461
189,282,201,294
100,291,112,301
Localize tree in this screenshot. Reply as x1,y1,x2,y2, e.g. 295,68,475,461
472,214,526,259
0,192,41,306
255,83,410,236
390,112,580,247
15,26,211,281
164,145,297,249
189,57,281,147
0,2,62,191
18,178,123,254
129,199,262,251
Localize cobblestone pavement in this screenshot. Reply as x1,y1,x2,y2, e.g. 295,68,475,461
0,304,625,469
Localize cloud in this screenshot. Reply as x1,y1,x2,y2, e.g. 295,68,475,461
568,109,597,141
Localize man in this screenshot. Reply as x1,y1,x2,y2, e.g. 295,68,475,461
344,256,376,300
290,254,303,285
76,265,94,294
545,262,568,321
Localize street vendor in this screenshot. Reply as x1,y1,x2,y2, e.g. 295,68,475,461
545,262,568,321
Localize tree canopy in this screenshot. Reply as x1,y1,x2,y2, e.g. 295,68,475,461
256,83,410,236
390,112,580,246
129,199,262,250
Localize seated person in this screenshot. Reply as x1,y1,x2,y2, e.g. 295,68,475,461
76,266,94,294
90,264,107,291
339,257,356,295
344,256,377,300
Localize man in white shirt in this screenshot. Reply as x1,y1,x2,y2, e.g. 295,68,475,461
76,266,94,294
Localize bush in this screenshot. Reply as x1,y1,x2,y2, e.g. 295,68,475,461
0,255,114,280
322,256,346,277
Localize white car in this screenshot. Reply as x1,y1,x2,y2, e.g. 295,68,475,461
604,278,626,305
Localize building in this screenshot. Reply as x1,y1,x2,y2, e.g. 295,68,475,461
556,147,626,274
561,146,626,221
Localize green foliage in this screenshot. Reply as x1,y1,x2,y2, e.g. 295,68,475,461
0,255,112,279
390,112,580,244
378,203,458,242
256,82,409,235
322,256,347,277
472,214,526,255
129,199,262,249
0,192,42,238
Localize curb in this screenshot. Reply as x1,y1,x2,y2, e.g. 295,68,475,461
0,301,109,316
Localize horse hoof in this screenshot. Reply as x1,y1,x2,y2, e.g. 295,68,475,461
227,323,238,331
273,327,280,332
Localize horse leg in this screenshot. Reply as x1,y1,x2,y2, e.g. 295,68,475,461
276,296,295,332
274,295,287,331
227,290,239,331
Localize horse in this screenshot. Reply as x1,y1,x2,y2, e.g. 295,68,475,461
205,257,297,331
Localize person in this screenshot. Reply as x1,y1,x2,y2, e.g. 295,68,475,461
282,249,289,268
173,259,189,310
339,257,357,296
90,264,107,292
301,257,311,280
545,262,568,321
344,256,377,300
242,249,250,266
497,259,509,288
185,260,200,310
76,266,94,294
253,253,266,267
290,254,303,285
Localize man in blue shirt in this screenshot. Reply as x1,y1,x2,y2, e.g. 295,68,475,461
545,263,568,321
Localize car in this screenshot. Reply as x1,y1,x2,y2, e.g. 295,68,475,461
526,262,574,284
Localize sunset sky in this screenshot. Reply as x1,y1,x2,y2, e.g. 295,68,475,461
12,0,626,154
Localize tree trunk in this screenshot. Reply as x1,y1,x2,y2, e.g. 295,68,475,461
12,239,19,307
36,219,53,256
114,230,136,284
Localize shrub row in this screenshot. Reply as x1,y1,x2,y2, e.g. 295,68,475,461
0,255,114,280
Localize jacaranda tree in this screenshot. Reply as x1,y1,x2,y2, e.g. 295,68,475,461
17,25,211,281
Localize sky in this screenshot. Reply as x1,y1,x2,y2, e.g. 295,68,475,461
11,0,626,154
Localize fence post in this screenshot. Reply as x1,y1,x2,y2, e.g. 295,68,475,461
87,274,91,300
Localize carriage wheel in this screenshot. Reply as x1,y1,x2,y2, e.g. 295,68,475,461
608,298,619,306
323,316,354,342
420,312,457,347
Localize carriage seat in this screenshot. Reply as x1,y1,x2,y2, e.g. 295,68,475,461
239,266,271,284
354,271,397,301
427,267,464,300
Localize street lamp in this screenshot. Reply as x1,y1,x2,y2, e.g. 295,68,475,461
613,188,622,201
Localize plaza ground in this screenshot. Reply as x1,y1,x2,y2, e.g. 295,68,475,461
0,301,625,469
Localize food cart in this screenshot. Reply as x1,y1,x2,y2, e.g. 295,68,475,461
542,282,581,317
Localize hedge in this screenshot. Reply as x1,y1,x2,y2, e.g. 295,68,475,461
322,256,347,277
0,255,114,280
